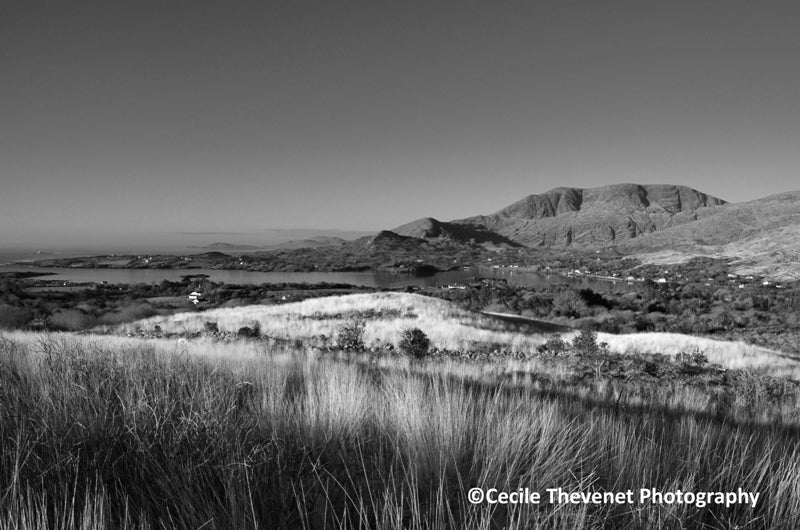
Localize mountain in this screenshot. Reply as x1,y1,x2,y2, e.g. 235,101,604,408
268,236,348,250
391,217,521,248
202,242,261,251
624,191,800,279
456,184,727,247
346,231,431,254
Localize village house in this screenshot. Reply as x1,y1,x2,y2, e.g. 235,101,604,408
188,291,204,305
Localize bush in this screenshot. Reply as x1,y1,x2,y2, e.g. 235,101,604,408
675,349,709,374
203,321,219,334
572,328,600,355
336,319,366,351
552,290,589,318
237,326,258,338
398,327,431,359
237,321,262,339
537,335,569,357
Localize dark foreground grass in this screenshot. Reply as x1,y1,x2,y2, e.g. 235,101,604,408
1,333,799,529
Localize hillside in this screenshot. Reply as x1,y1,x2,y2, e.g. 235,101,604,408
391,217,521,248
114,292,794,374
627,191,800,279
456,183,727,247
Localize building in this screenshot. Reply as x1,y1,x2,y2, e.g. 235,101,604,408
188,291,204,304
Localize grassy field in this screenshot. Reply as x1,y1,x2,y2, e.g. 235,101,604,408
111,293,800,378
3,294,800,529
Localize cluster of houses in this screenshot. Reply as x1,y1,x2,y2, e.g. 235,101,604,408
441,278,509,290
559,268,785,290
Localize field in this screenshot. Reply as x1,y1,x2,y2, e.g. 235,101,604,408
2,293,800,529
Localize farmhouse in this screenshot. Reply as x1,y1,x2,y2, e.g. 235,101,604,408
188,291,204,304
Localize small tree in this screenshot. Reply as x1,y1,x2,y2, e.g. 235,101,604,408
552,290,588,318
572,327,599,355
336,319,366,351
399,327,431,359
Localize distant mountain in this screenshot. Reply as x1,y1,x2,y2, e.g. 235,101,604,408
456,184,727,247
202,242,261,251
198,236,350,252
346,231,431,254
268,236,348,250
391,217,521,248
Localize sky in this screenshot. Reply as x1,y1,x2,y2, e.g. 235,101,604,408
2,1,799,249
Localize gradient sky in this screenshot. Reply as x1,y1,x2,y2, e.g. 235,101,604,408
2,1,799,249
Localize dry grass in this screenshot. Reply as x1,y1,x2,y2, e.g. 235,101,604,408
107,292,800,378
599,332,800,378
2,332,800,529
110,292,558,352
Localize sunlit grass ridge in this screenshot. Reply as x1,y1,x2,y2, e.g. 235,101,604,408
114,292,797,376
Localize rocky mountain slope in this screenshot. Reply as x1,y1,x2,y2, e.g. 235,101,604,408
456,183,727,247
625,191,800,279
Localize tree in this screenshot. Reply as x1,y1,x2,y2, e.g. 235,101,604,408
572,327,600,355
552,290,588,318
399,327,431,359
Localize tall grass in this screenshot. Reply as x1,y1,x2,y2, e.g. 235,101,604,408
2,332,800,529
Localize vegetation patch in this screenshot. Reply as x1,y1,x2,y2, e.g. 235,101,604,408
1,332,799,529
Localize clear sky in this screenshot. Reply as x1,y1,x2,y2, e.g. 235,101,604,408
2,1,799,249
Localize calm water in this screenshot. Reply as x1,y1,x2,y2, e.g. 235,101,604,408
0,264,634,292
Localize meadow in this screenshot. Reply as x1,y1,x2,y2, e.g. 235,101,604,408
114,293,800,377
2,293,800,529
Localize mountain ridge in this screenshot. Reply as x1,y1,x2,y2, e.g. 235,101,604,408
381,184,729,249
456,183,727,247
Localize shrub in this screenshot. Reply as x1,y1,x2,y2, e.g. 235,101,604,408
237,321,261,339
675,348,709,374
398,327,431,359
537,335,570,357
203,321,220,334
572,328,599,355
237,326,258,338
552,290,589,318
336,319,366,351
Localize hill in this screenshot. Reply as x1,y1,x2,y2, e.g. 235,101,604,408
456,183,727,247
202,242,261,251
268,235,348,250
114,292,793,374
627,191,800,279
391,217,521,248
